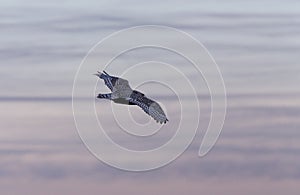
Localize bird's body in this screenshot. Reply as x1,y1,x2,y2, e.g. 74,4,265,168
95,71,168,124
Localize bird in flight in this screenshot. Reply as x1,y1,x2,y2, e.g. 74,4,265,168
95,71,168,124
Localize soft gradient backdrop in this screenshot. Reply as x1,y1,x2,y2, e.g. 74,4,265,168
1,0,300,194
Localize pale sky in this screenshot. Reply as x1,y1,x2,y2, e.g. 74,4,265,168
1,0,300,194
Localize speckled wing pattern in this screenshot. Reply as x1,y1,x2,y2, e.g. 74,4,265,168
97,71,119,91
129,91,168,124
96,71,168,124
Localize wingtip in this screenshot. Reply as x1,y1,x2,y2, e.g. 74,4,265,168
94,73,100,77
94,70,103,77
95,70,110,78
156,119,168,124
103,70,109,75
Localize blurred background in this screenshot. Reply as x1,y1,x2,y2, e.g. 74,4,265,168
1,0,300,194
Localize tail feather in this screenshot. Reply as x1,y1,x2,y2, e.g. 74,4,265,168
97,93,112,100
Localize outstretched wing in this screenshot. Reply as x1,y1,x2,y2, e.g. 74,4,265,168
129,91,168,124
95,71,119,91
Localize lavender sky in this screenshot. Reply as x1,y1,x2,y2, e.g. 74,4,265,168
1,0,300,194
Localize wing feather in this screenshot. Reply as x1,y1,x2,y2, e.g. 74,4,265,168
95,71,119,91
129,91,168,124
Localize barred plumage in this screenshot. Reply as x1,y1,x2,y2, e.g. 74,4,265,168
97,71,118,91
95,71,168,124
97,93,111,99
129,91,168,124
